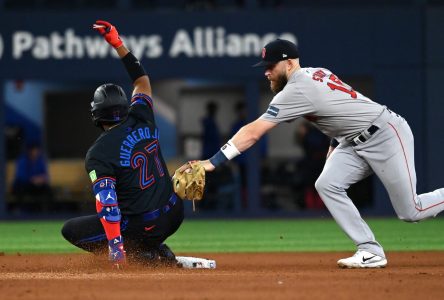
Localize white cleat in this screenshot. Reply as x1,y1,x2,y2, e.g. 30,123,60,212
337,250,387,269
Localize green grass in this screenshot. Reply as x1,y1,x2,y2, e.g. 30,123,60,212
0,218,443,254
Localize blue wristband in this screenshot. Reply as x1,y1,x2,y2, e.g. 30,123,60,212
209,150,228,168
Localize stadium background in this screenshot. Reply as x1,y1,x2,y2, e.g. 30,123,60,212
1,0,443,219
1,1,444,299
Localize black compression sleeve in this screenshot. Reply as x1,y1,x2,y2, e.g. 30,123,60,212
121,52,147,82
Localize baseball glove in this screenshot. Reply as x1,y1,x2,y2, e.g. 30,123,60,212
172,161,205,201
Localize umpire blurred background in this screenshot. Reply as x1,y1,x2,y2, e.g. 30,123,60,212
0,0,443,218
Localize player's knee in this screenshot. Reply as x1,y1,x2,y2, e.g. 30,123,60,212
314,177,325,193
61,219,75,243
315,176,333,195
397,212,421,223
396,209,423,223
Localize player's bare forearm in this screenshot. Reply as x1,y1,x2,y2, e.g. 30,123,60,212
231,119,276,152
178,120,274,174
132,75,152,97
179,120,274,173
115,45,129,58
231,127,259,152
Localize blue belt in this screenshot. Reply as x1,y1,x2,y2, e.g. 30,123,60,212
142,194,177,221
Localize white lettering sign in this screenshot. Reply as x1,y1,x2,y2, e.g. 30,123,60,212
9,27,297,60
169,27,297,58
12,29,162,60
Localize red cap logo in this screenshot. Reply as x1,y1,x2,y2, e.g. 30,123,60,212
261,47,266,59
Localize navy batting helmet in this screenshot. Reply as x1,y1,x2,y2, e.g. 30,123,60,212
91,83,129,127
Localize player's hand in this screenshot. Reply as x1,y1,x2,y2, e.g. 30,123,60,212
200,160,215,172
178,160,215,173
108,236,126,269
93,20,123,49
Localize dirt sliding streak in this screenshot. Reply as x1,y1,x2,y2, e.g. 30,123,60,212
120,127,159,167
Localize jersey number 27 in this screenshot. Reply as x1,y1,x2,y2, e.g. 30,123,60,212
131,140,165,189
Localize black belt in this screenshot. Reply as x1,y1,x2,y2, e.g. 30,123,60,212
142,194,177,221
350,125,379,146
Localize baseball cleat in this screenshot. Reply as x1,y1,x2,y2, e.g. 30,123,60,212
337,250,387,269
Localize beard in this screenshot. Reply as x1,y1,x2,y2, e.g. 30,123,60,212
270,73,288,94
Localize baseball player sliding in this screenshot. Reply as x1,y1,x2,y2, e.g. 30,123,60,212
62,20,184,268
178,39,444,268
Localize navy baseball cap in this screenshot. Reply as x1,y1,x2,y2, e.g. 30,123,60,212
253,39,299,67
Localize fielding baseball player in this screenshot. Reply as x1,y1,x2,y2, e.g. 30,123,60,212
180,39,444,268
61,20,184,268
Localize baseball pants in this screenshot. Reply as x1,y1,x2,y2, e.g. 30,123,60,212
315,109,444,257
61,196,184,257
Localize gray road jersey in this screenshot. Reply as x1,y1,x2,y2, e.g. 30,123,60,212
260,67,384,142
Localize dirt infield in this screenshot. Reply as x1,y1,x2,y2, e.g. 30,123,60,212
1,252,444,300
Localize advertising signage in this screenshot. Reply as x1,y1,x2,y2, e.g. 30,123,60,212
8,27,296,60
0,9,420,80
0,12,298,80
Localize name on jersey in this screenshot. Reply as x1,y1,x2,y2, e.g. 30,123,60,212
120,127,159,167
312,69,327,82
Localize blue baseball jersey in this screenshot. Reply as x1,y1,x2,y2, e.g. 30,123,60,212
85,93,172,215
